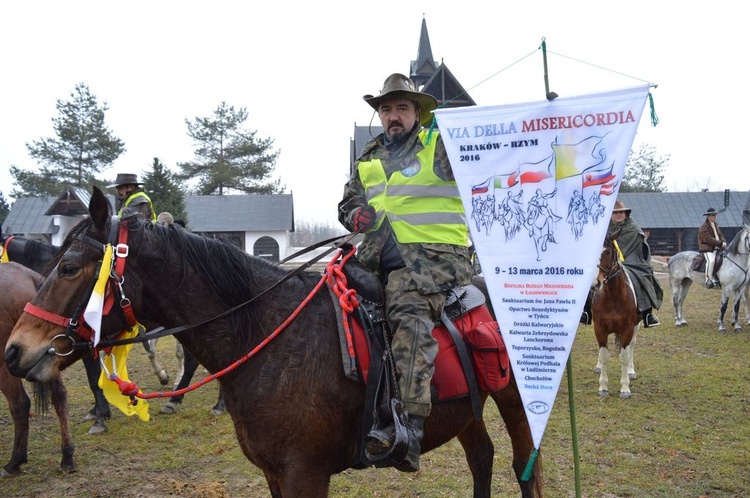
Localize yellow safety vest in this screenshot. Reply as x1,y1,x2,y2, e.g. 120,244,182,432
118,191,156,222
358,130,468,246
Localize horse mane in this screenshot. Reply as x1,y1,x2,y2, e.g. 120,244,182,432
726,228,747,256
1,234,59,276
121,214,325,346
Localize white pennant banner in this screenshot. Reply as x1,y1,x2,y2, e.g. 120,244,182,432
434,85,650,448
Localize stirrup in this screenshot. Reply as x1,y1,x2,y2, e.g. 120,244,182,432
364,398,409,463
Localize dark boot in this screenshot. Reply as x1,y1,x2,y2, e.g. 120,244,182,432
643,309,660,328
395,416,425,473
365,425,396,457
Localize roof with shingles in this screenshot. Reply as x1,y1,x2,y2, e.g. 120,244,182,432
617,191,749,229
3,193,294,236
184,194,294,232
3,196,56,234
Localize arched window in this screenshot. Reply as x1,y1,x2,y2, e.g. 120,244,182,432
254,236,279,262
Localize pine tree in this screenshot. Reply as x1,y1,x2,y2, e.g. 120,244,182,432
620,143,669,193
178,102,284,195
11,83,125,197
0,191,10,226
142,158,188,225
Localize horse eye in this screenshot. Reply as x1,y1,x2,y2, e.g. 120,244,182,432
58,263,81,278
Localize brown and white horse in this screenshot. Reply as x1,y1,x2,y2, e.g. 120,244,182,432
591,232,640,398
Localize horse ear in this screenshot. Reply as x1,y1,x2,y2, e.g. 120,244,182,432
89,186,110,231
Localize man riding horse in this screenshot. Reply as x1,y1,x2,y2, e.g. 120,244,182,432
608,200,663,328
338,73,474,472
699,207,727,289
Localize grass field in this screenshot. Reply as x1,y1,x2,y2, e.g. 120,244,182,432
1,273,749,497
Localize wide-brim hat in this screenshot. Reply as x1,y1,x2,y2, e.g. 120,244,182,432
612,200,632,215
704,207,718,216
107,173,143,188
363,73,439,127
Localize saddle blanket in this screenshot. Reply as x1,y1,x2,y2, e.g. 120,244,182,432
349,305,510,401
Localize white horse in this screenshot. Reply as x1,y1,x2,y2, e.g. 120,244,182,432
668,227,750,331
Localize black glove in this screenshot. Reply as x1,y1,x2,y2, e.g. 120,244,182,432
352,205,376,232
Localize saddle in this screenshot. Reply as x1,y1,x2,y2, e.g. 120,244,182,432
691,251,723,274
329,252,510,468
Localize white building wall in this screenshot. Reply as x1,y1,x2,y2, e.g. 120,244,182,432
243,230,290,259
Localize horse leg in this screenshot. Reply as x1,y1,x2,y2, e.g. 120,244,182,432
455,419,494,498
48,374,76,472
211,386,227,416
490,378,544,497
597,346,610,396
718,296,729,333
672,281,687,326
627,329,637,380
0,368,30,477
618,345,632,399
82,355,110,434
160,346,200,414
276,467,331,497
174,341,185,389
144,338,170,386
732,291,743,332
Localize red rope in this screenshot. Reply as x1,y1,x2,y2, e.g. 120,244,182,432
109,246,358,400
326,247,359,363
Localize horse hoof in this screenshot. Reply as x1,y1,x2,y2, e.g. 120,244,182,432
598,390,609,397
210,406,226,416
160,403,177,414
629,373,637,380
87,420,108,435
594,367,601,374
157,370,170,386
676,321,687,327
1,466,20,478
83,412,97,422
734,326,743,333
619,391,632,399
718,327,727,333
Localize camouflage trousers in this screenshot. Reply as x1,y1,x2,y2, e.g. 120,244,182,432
384,267,446,418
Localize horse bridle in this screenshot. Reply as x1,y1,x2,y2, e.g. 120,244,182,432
597,243,623,285
22,215,138,356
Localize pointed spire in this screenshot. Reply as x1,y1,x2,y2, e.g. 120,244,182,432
410,16,438,88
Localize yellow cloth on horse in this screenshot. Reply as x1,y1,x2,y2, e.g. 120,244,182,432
98,324,150,422
82,244,113,346
0,246,8,263
613,239,624,262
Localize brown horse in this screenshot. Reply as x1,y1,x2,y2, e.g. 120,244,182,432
5,187,543,497
0,262,75,476
591,232,640,399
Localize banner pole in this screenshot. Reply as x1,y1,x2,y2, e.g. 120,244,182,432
541,38,558,101
566,356,582,497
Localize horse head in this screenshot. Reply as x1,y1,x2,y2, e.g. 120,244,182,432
5,187,131,382
594,232,622,291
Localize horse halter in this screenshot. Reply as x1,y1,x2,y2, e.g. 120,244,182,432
22,216,137,356
598,242,623,285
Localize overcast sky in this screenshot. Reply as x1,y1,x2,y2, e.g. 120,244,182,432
1,1,746,226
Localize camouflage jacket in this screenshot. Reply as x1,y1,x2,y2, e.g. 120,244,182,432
338,126,473,295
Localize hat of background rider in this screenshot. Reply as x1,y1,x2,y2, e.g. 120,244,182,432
363,73,439,127
612,200,632,215
704,207,718,216
107,173,143,188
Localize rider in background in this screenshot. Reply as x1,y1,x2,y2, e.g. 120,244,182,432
608,200,663,328
108,173,156,221
698,207,726,289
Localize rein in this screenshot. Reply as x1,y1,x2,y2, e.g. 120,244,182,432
110,244,359,401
